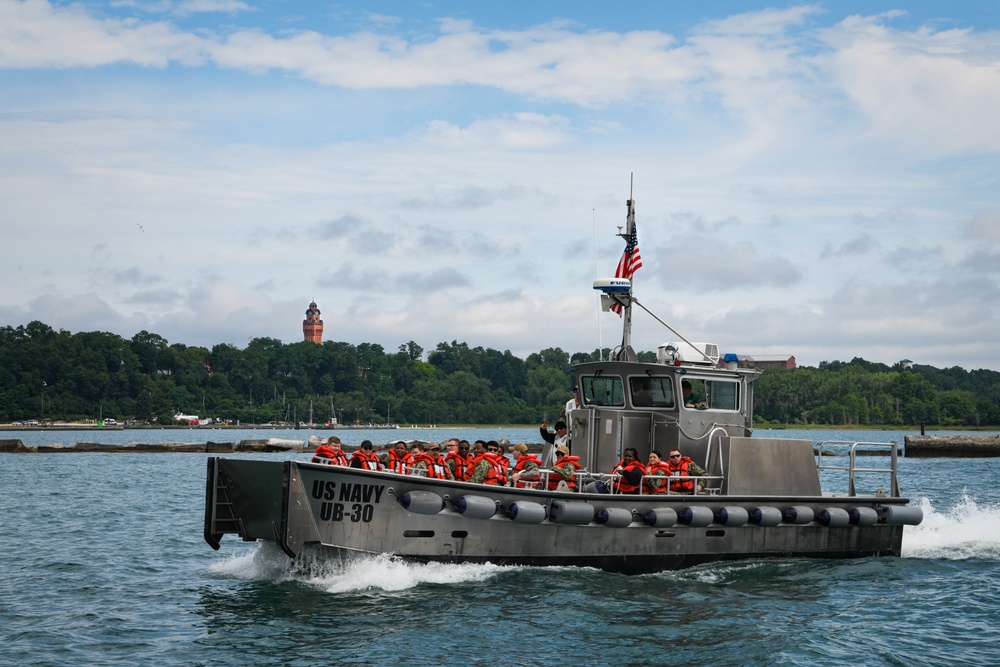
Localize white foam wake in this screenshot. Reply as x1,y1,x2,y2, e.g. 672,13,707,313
902,494,1000,560
207,543,508,592
309,552,505,593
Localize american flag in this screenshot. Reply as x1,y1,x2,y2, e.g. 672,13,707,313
611,222,642,315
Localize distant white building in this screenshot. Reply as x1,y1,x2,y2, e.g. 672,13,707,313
174,413,212,425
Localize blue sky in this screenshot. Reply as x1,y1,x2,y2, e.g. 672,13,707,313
2,1,999,370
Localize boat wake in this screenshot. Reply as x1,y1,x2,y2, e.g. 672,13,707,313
205,492,998,586
902,493,1000,560
207,543,508,592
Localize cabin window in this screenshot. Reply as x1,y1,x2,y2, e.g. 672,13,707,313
629,376,675,408
681,378,740,411
581,376,625,407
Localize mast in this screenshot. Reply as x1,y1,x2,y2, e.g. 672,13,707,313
592,174,641,362
617,175,637,360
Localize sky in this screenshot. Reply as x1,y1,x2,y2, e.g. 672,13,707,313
2,1,999,371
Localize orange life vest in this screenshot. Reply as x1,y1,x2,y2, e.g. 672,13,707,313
351,449,383,471
491,453,509,486
613,460,646,494
388,449,412,474
464,453,500,485
312,444,350,465
408,452,440,478
445,451,469,480
642,461,671,494
432,454,451,479
511,454,542,488
667,457,695,492
548,455,582,490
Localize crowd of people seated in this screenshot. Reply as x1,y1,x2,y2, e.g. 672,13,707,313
311,437,708,494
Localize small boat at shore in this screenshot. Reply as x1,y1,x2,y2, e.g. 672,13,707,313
204,190,923,575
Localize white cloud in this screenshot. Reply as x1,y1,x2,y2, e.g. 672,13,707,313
2,3,1000,370
0,0,207,68
818,14,1000,155
966,210,1000,243
647,235,801,291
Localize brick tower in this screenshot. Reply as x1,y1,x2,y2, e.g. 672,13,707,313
303,301,323,343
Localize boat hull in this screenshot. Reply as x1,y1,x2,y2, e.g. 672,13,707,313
205,458,909,575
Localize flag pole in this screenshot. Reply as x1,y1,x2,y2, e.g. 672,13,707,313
617,174,636,360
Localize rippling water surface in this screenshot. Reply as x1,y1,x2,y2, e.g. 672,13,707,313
2,429,999,666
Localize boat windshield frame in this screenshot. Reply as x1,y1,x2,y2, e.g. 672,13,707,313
627,374,676,408
580,375,625,407
680,374,743,412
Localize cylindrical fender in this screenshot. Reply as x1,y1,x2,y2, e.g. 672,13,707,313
549,500,594,525
715,506,749,527
595,507,634,527
454,494,498,519
642,507,678,528
399,490,444,515
818,507,851,527
583,481,610,494
749,506,783,526
506,501,547,524
784,505,815,525
849,507,879,526
678,506,714,527
879,505,924,525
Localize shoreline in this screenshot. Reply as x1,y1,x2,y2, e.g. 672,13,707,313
4,435,1000,456
6,422,1000,432
0,436,548,455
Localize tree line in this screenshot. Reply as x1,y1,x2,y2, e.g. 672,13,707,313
2,321,999,427
754,358,1000,427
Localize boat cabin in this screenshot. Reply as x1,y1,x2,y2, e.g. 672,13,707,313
565,349,757,491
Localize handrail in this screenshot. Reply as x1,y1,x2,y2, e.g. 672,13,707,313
704,425,728,490
584,471,722,495
815,440,900,497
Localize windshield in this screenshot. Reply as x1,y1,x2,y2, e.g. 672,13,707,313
629,376,675,408
581,376,625,407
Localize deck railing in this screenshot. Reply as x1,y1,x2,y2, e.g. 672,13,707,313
815,440,900,497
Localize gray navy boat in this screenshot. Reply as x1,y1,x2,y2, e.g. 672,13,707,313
204,193,923,575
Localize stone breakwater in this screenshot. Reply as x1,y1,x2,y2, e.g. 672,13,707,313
904,435,1000,457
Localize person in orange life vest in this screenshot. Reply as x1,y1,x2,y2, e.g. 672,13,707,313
488,441,510,486
407,442,440,478
611,448,646,494
665,449,707,494
426,442,451,479
350,440,383,471
548,446,583,490
509,442,541,488
642,450,671,494
312,436,350,466
311,443,336,463
387,440,412,474
445,439,470,481
465,441,503,484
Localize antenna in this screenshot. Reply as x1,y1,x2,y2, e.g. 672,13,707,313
592,207,604,360
622,172,636,240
